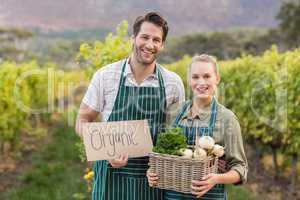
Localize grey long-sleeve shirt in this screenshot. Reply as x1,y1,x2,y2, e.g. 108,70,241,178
177,100,248,184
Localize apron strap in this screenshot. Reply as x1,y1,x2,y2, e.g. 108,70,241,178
207,97,218,134
153,64,167,132
156,64,166,105
209,98,218,128
118,59,127,91
172,100,191,127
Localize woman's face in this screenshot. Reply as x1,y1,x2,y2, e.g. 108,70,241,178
189,61,220,101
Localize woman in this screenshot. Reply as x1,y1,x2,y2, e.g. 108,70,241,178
147,54,248,199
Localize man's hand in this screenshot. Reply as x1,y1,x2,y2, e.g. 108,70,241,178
109,154,128,168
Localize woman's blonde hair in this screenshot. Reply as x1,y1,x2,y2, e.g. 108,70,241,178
188,54,219,76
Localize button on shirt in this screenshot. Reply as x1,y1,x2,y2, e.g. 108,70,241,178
82,59,185,123
179,101,248,184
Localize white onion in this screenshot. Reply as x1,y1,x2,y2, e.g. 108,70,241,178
212,144,225,157
181,149,193,158
198,136,215,150
193,148,207,160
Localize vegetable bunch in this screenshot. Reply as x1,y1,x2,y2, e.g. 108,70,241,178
153,129,225,160
181,136,225,160
153,128,187,156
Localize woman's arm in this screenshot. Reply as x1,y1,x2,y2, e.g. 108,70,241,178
192,113,248,198
224,114,248,184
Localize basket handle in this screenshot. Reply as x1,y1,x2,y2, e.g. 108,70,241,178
195,128,199,149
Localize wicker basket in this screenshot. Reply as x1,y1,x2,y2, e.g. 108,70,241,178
148,152,218,193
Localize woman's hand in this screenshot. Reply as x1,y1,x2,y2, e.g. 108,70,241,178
146,169,158,187
191,173,220,198
109,154,128,168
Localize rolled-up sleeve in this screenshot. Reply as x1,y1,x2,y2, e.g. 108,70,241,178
224,115,248,184
82,70,104,112
165,72,185,125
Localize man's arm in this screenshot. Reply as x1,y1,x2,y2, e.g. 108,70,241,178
75,68,104,137
76,100,128,168
75,103,99,137
165,73,185,125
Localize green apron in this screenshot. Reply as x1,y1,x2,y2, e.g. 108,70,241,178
165,99,227,200
92,59,167,200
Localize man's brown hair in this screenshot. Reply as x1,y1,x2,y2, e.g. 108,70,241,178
133,12,169,42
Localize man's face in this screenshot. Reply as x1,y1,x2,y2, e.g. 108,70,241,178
132,21,164,65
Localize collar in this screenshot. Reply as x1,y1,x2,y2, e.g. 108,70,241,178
181,100,214,121
123,58,159,80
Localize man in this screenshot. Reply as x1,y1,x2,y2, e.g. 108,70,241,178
76,12,185,200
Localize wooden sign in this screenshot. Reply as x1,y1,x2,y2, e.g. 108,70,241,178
82,120,153,161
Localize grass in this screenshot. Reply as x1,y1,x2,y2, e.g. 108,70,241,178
0,126,87,200
0,125,261,200
227,184,261,200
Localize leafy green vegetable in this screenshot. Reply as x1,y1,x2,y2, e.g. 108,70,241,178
153,128,187,156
